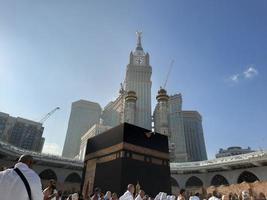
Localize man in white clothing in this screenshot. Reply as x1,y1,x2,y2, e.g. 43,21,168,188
135,190,145,200
43,179,59,200
159,193,167,200
208,191,220,200
189,193,200,200
241,191,250,200
0,154,44,200
119,184,135,200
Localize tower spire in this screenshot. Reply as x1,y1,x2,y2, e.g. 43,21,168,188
136,31,143,51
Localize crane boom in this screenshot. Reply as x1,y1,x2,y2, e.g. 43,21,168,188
39,107,60,124
163,60,175,89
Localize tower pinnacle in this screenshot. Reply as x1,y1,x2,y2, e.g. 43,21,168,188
136,31,143,51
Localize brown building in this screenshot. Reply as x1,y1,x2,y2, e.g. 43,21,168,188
0,111,45,152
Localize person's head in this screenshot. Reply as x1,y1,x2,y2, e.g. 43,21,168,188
224,195,231,200
180,189,185,196
241,191,250,200
232,193,239,200
139,190,145,198
212,191,218,198
0,166,6,171
105,191,112,199
127,184,135,194
18,154,34,168
94,187,101,195
58,191,62,197
195,193,200,197
143,195,149,200
48,179,57,189
72,193,79,200
112,193,118,200
207,193,212,199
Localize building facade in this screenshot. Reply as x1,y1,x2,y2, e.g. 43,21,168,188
62,100,102,158
79,123,111,160
170,150,267,195
168,94,188,162
102,92,125,127
182,111,207,161
0,112,44,152
216,146,254,158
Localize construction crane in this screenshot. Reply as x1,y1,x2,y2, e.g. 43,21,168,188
162,60,175,89
39,107,60,124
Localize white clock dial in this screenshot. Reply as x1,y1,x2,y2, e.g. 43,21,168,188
135,56,144,64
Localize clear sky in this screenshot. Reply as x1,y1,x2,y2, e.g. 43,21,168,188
0,0,266,159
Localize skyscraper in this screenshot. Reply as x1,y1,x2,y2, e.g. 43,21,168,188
154,92,208,162
124,32,152,130
182,111,207,161
168,94,188,162
62,100,102,158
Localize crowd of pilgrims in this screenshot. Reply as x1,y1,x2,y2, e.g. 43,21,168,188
0,154,266,200
64,184,265,200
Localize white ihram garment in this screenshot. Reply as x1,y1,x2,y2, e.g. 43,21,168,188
0,162,43,200
119,191,134,200
169,195,176,200
189,196,200,200
208,197,220,200
135,194,143,200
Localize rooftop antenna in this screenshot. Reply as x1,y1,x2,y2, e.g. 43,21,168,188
163,60,175,89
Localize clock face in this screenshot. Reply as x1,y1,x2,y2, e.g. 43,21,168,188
135,56,144,65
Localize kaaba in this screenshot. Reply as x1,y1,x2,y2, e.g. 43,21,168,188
81,123,171,197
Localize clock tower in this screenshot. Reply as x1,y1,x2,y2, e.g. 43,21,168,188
124,32,152,130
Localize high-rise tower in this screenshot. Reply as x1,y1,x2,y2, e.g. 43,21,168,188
124,91,137,124
182,111,207,161
124,32,152,130
62,100,102,158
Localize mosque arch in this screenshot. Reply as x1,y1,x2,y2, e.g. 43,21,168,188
185,176,203,188
39,169,57,181
170,176,180,195
64,172,82,183
237,171,259,183
210,174,229,186
170,177,180,188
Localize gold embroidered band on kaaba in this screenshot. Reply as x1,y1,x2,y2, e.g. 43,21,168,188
84,142,169,165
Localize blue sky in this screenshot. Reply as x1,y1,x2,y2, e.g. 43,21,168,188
0,0,266,159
